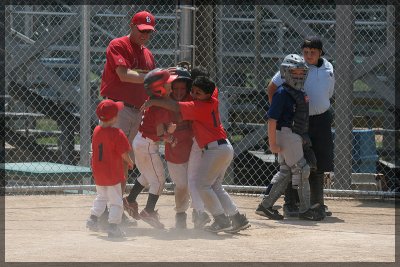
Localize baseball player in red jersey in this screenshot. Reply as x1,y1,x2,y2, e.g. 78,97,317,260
86,100,134,238
123,69,178,229
100,10,156,176
187,66,218,228
163,68,194,229
141,76,251,233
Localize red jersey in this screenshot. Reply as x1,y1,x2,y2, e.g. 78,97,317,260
165,95,194,164
139,106,172,142
178,96,227,149
91,126,131,186
100,36,155,108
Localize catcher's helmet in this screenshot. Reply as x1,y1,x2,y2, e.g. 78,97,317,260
280,54,309,90
144,68,177,97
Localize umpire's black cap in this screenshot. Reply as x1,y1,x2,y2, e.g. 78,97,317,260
302,36,325,56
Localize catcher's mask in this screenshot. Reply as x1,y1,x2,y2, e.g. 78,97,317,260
280,54,309,90
144,68,177,97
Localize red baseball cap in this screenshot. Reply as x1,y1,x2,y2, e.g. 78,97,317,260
131,11,155,31
96,99,124,122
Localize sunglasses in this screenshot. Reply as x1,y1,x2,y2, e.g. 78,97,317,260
137,27,153,34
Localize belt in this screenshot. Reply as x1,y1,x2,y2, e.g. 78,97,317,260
310,109,329,118
106,98,137,109
277,125,292,130
204,139,228,150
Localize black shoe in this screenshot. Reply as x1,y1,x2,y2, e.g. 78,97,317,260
283,204,299,217
86,215,99,232
324,205,332,216
299,207,324,221
315,204,327,219
225,213,251,233
175,212,187,229
204,221,232,233
108,223,126,238
193,210,211,229
204,214,232,233
98,210,110,231
255,204,284,220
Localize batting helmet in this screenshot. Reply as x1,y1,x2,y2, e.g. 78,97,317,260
280,54,309,90
144,68,177,97
174,67,192,81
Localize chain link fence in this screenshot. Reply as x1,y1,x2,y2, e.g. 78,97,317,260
3,3,398,198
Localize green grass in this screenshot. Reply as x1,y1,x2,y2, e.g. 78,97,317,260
36,118,58,131
353,79,371,92
230,134,244,143
35,118,81,145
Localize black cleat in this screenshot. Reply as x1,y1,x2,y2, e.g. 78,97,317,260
107,223,126,238
175,212,187,229
255,204,284,220
299,206,324,221
225,213,251,233
283,204,299,217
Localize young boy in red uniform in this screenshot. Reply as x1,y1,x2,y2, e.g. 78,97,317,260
163,67,193,229
123,68,177,229
141,76,251,233
86,99,134,238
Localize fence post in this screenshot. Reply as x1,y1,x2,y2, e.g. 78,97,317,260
79,4,91,169
395,5,400,157
333,5,355,189
254,5,263,92
178,0,194,65
382,5,396,161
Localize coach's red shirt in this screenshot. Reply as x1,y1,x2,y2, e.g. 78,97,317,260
91,126,131,186
139,106,172,142
178,96,227,149
100,36,155,108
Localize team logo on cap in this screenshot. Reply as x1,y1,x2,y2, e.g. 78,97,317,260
146,16,151,23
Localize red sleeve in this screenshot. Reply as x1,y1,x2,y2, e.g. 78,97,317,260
178,101,196,121
114,129,131,156
107,41,129,69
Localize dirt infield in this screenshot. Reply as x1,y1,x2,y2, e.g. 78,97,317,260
4,194,397,262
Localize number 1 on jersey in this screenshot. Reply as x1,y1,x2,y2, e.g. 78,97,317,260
211,110,219,127
98,143,103,161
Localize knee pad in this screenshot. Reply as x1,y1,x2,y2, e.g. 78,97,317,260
291,158,310,189
271,164,291,184
262,164,291,208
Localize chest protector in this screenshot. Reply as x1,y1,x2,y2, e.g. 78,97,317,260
284,84,309,135
284,85,317,170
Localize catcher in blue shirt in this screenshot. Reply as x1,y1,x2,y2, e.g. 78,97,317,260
255,54,322,221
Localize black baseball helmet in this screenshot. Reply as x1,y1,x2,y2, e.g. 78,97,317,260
171,67,192,92
174,67,192,81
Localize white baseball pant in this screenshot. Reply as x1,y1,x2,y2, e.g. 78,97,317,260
187,139,206,212
167,161,190,213
194,140,239,216
90,183,123,224
133,132,165,195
